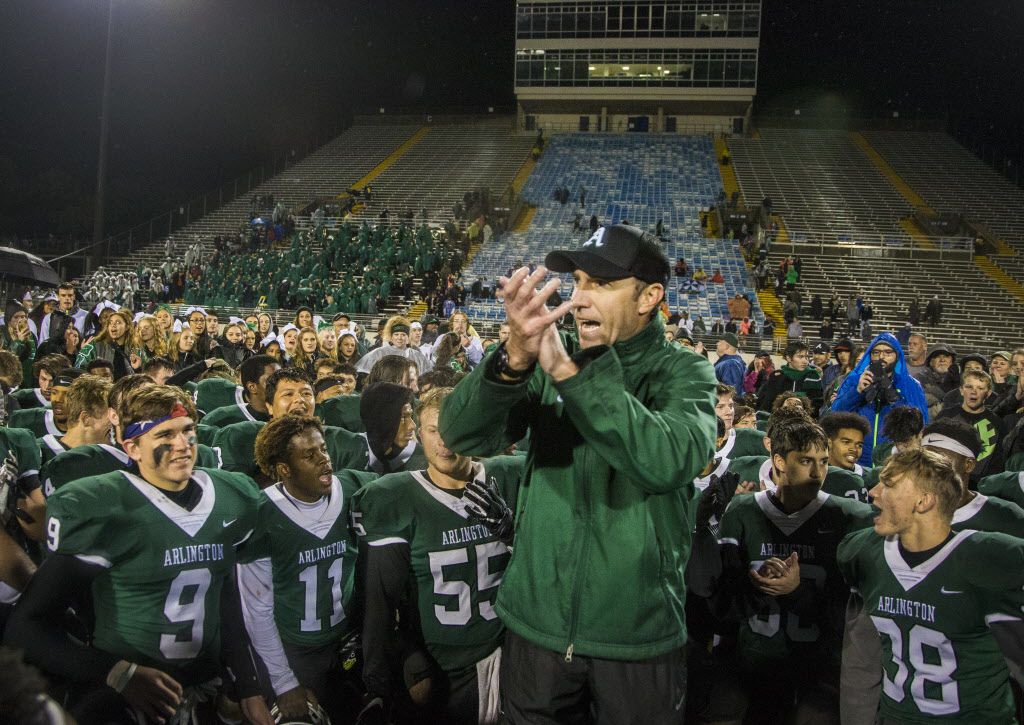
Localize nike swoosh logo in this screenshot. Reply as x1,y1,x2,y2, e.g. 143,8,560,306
222,519,236,528
940,587,963,595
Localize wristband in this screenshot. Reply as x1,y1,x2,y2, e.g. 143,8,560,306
106,660,138,693
494,343,535,382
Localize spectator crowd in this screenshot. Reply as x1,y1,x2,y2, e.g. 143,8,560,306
0,219,1023,725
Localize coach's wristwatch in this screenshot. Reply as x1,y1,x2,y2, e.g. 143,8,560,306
494,343,535,382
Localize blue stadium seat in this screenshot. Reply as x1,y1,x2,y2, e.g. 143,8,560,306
463,134,763,328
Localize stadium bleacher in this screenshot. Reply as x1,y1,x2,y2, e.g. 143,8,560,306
463,133,765,330
346,118,536,225
863,130,1024,252
729,129,915,242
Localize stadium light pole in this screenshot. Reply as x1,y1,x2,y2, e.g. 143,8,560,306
91,0,115,265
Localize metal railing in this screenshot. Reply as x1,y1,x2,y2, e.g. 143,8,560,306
764,230,974,260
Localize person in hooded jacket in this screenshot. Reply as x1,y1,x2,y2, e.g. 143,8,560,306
217,320,254,369
916,343,959,419
831,332,929,466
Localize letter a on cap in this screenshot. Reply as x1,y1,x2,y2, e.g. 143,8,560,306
583,228,606,248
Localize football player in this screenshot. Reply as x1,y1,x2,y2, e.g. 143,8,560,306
839,449,1024,724
711,415,875,724
239,415,375,720
351,387,522,724
6,385,271,724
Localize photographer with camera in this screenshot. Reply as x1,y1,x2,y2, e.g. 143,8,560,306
831,332,929,467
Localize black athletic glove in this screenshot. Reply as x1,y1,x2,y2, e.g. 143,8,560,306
695,470,740,538
354,695,392,725
464,477,515,546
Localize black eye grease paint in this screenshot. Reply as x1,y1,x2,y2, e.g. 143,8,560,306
153,444,173,466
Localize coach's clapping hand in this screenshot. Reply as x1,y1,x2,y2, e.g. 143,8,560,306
497,266,574,372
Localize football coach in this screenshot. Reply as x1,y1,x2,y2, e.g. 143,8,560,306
439,224,718,722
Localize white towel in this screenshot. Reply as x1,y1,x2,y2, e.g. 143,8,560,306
476,646,502,725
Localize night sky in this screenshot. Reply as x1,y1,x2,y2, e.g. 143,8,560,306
1,0,1021,240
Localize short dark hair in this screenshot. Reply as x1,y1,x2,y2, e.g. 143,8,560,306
315,358,344,375
240,354,277,388
784,341,809,358
771,417,829,460
771,391,814,414
265,367,312,405
765,405,813,441
921,419,982,459
882,406,925,444
86,358,114,374
367,355,411,386
821,412,870,440
141,357,174,375
337,362,357,378
716,383,736,398
254,414,324,477
33,353,72,382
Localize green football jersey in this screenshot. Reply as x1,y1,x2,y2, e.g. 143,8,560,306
201,402,269,429
42,443,224,497
718,490,874,668
8,407,62,438
315,395,365,433
351,456,524,673
12,387,49,409
0,426,43,492
194,378,244,414
978,471,1024,510
951,493,1024,538
838,528,1024,724
45,468,260,683
727,455,869,503
717,427,767,459
197,423,219,448
37,434,69,469
239,470,377,647
214,421,371,479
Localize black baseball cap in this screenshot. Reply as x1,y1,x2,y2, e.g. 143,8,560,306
545,225,670,286
812,342,830,354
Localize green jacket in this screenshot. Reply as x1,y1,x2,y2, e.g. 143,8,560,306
438,317,717,660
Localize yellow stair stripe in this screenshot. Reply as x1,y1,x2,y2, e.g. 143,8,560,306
975,256,1024,305
898,218,934,249
756,290,787,337
995,239,1016,256
850,132,932,210
714,138,783,335
714,138,742,206
770,214,790,245
510,156,537,196
850,132,934,249
407,300,427,320
512,205,536,233
349,127,431,192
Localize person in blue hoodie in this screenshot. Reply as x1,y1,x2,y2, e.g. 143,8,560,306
831,332,929,466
